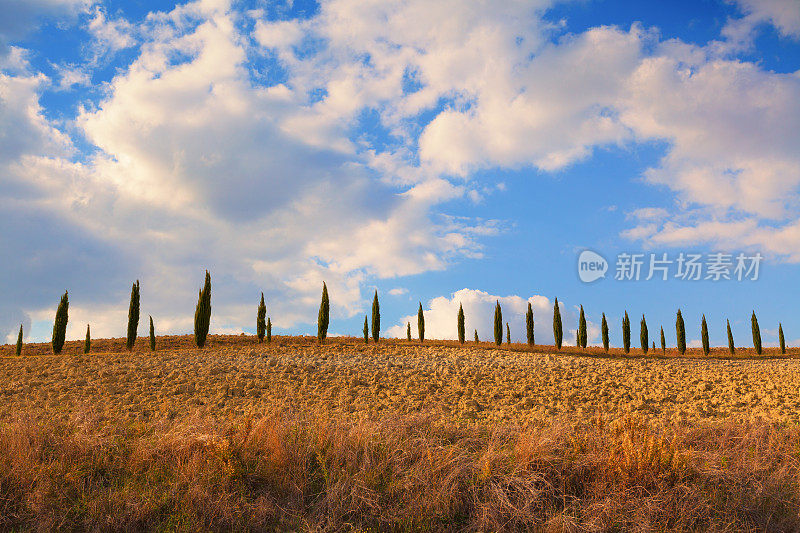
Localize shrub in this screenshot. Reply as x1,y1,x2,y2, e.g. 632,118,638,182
553,298,562,350
371,291,380,342
417,303,425,343
751,311,762,355
194,271,211,348
317,282,329,343
701,315,709,356
52,290,68,355
457,304,465,344
727,319,734,355
676,309,686,355
149,316,156,351
601,313,609,352
126,280,140,351
257,293,266,343
494,301,502,346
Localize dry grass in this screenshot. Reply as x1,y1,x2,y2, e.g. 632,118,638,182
0,335,799,530
0,408,798,531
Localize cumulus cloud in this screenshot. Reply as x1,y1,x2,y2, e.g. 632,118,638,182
386,288,598,345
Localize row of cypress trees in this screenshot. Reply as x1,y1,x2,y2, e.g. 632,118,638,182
20,276,791,355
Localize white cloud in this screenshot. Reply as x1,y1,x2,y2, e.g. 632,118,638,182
388,287,408,296
724,0,800,46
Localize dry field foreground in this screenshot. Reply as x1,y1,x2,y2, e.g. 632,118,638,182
1,335,800,425
0,336,799,530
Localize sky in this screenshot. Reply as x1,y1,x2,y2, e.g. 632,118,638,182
1,0,800,349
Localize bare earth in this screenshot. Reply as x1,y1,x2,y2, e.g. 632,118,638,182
2,336,799,426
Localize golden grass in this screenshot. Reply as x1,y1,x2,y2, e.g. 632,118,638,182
0,408,798,531
0,335,799,530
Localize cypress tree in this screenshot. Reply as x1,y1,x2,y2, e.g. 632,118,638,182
126,280,140,351
640,315,648,354
553,298,563,350
779,323,786,355
506,323,510,344
406,321,411,341
194,271,211,348
751,311,762,355
457,304,465,344
578,305,587,348
364,316,369,344
701,315,709,356
474,329,479,343
493,301,502,346
266,318,272,343
601,313,609,352
84,324,90,354
727,319,734,355
371,290,380,342
622,311,630,354
149,316,156,351
15,325,22,356
676,309,686,355
52,290,68,355
525,302,534,346
652,341,656,352
317,282,329,343
418,303,425,343
257,293,266,343
575,328,580,347
660,326,666,354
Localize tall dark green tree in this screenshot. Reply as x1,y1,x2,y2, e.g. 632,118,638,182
578,305,587,348
493,301,503,346
525,302,534,346
126,280,140,351
622,311,631,354
601,313,609,352
553,298,563,350
317,282,329,343
751,311,762,355
676,309,686,355
194,271,211,348
257,293,266,343
52,290,68,355
364,316,369,344
506,323,511,344
640,315,648,354
474,329,479,343
406,322,411,341
149,316,156,351
727,319,735,355
457,304,465,344
575,328,580,347
15,325,22,356
418,303,425,343
371,290,380,342
266,318,272,343
84,324,91,354
779,323,786,355
701,315,710,356
660,326,666,354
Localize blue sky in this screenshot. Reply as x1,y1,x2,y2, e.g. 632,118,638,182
2,0,800,349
